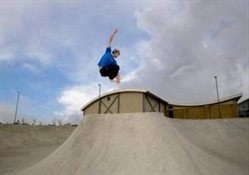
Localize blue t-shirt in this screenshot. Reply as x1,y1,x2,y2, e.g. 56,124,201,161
98,47,117,67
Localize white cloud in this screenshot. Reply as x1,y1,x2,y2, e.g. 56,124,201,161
0,1,144,124
0,47,15,61
55,83,107,123
121,1,249,103
1,0,248,123
55,81,120,124
122,69,140,83
22,63,40,73
170,64,195,79
0,0,147,79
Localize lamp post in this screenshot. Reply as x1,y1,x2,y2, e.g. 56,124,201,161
214,76,221,118
14,91,20,124
98,84,101,114
98,83,101,98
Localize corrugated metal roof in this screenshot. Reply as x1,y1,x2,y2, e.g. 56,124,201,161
81,89,168,111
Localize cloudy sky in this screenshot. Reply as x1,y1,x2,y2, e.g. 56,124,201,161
0,0,248,124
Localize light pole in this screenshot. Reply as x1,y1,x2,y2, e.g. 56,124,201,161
214,76,221,118
14,91,20,124
98,84,101,114
98,83,101,98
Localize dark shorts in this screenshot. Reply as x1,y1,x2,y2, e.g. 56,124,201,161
99,65,120,80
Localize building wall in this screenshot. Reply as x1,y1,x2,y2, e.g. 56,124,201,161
170,100,239,119
83,90,240,119
100,93,119,113
84,100,99,115
83,92,168,116
119,92,143,113
143,94,167,114
84,92,148,115
144,95,159,112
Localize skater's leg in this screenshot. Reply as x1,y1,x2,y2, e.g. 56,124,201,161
99,67,109,77
108,65,119,80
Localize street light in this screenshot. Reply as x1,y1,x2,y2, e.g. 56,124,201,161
214,76,221,118
98,83,101,98
98,84,101,114
14,91,20,124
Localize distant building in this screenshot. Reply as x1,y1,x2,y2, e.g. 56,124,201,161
239,98,249,117
81,89,168,116
81,89,242,119
63,123,72,127
168,94,242,119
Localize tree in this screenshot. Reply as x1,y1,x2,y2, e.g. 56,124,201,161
52,120,56,126
21,118,25,125
58,120,62,126
32,119,36,126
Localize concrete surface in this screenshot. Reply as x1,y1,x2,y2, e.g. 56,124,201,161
16,113,249,175
0,125,75,175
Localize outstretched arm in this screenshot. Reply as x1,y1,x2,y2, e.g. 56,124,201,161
107,28,118,48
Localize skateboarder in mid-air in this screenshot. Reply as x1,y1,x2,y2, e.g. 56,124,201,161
98,29,121,84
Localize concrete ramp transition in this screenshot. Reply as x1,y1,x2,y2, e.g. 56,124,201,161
16,113,249,175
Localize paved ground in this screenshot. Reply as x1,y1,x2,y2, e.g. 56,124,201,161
14,113,249,175
0,125,75,175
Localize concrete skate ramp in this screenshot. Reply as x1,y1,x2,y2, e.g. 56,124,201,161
16,113,249,175
0,125,75,175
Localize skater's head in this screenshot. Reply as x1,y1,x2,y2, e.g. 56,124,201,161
112,49,120,58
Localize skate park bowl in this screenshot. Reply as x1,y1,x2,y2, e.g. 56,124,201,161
9,112,249,175
0,124,75,175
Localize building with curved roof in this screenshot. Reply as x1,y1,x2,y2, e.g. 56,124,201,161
167,93,242,119
81,89,242,119
81,89,168,115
